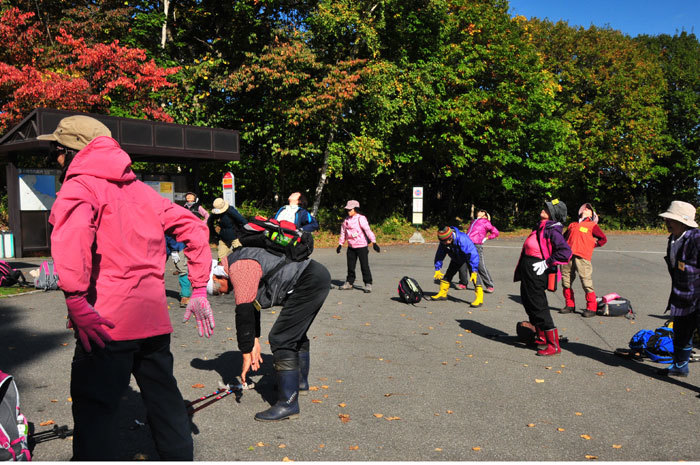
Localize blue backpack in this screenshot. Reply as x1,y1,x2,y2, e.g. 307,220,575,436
629,327,674,363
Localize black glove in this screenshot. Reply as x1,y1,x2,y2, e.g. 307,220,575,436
373,243,380,253
336,245,342,254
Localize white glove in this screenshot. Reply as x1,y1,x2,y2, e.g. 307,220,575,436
482,238,488,244
171,251,180,264
532,260,548,276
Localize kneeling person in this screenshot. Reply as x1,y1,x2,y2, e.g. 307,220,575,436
219,246,331,421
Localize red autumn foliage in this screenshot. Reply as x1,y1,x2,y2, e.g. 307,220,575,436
0,7,179,135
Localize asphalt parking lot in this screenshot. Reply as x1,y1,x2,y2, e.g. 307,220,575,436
1,233,698,461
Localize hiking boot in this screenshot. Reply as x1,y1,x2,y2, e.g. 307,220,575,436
484,286,495,293
338,282,353,290
457,283,467,290
180,297,190,308
363,283,372,293
657,362,689,377
581,310,596,318
559,306,575,314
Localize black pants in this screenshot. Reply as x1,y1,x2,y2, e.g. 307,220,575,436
519,255,554,330
445,260,482,286
269,260,331,359
70,334,193,461
346,246,372,285
672,310,700,354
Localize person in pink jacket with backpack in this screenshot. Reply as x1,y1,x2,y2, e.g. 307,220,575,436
466,209,499,293
42,115,214,461
337,200,380,293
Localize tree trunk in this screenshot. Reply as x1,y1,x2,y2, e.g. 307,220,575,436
161,0,170,49
311,130,334,217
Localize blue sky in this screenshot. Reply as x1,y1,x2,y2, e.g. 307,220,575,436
507,0,698,37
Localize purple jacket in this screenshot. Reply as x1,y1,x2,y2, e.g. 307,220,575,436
665,228,700,316
467,218,499,244
513,220,572,282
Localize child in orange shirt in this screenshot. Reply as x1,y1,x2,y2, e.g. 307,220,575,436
560,203,607,317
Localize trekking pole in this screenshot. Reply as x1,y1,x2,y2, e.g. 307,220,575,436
185,381,254,416
29,425,74,444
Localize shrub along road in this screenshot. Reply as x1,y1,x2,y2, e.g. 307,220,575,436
1,234,698,461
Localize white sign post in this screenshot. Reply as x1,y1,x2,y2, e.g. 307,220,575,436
409,186,425,243
222,172,235,208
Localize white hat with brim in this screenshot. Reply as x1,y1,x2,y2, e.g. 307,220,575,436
212,198,230,214
659,200,698,228
37,115,111,151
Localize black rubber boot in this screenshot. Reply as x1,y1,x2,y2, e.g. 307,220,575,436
254,355,300,421
298,350,310,395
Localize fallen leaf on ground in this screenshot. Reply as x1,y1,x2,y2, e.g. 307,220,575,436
584,455,597,459
282,456,293,462
581,434,592,440
472,446,481,451
612,444,622,449
442,361,448,365
465,329,472,333
256,442,265,447
575,412,583,416
319,377,328,381
434,448,442,452
67,397,72,402
279,444,286,448
446,410,453,414
332,315,342,319
555,370,562,374
535,379,545,383
385,416,401,421
336,379,343,383
527,423,536,427
349,445,359,450
311,399,322,403
325,333,333,336
339,414,350,423
373,413,383,418
596,372,604,376
50,399,58,403
545,366,552,370
309,386,319,391
191,383,205,388
338,403,346,408
557,428,565,432
321,385,329,389
364,322,371,326
40,420,55,426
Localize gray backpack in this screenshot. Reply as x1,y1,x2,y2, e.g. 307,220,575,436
34,260,59,291
0,370,30,460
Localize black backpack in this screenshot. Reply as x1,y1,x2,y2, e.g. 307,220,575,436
237,216,314,262
0,260,27,288
397,276,424,304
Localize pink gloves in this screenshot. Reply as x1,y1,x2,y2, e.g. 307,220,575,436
183,287,215,338
65,295,115,352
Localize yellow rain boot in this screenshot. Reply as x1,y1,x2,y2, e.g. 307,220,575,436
431,280,450,301
470,285,484,308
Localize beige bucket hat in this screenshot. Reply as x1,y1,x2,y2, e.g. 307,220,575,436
659,200,698,228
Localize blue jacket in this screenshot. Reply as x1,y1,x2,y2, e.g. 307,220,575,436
165,234,185,254
274,206,319,232
434,227,479,271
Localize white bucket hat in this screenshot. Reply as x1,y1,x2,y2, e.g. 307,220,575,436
659,200,698,228
211,198,230,214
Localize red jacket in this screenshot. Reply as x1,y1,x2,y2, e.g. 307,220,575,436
49,136,211,341
565,219,607,261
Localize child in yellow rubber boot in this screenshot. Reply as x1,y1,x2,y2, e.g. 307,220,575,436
432,226,483,307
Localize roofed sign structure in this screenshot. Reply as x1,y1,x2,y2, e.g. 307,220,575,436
0,108,241,258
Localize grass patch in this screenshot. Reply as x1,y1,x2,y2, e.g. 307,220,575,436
0,286,36,297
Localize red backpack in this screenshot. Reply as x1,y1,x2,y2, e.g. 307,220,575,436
237,216,314,262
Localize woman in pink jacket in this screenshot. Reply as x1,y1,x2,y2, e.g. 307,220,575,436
336,200,380,293
42,115,214,461
466,210,500,292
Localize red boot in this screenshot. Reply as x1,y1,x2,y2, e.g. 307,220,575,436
582,292,597,318
537,328,561,356
534,327,546,348
560,288,575,314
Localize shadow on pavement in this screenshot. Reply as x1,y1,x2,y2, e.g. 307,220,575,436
0,303,69,375
456,318,700,395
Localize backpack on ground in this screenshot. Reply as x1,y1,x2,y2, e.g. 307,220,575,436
237,216,314,262
0,370,30,461
397,276,424,304
626,326,674,363
596,293,635,319
0,261,27,288
34,261,59,291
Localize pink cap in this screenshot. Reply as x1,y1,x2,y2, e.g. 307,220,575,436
344,200,360,210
